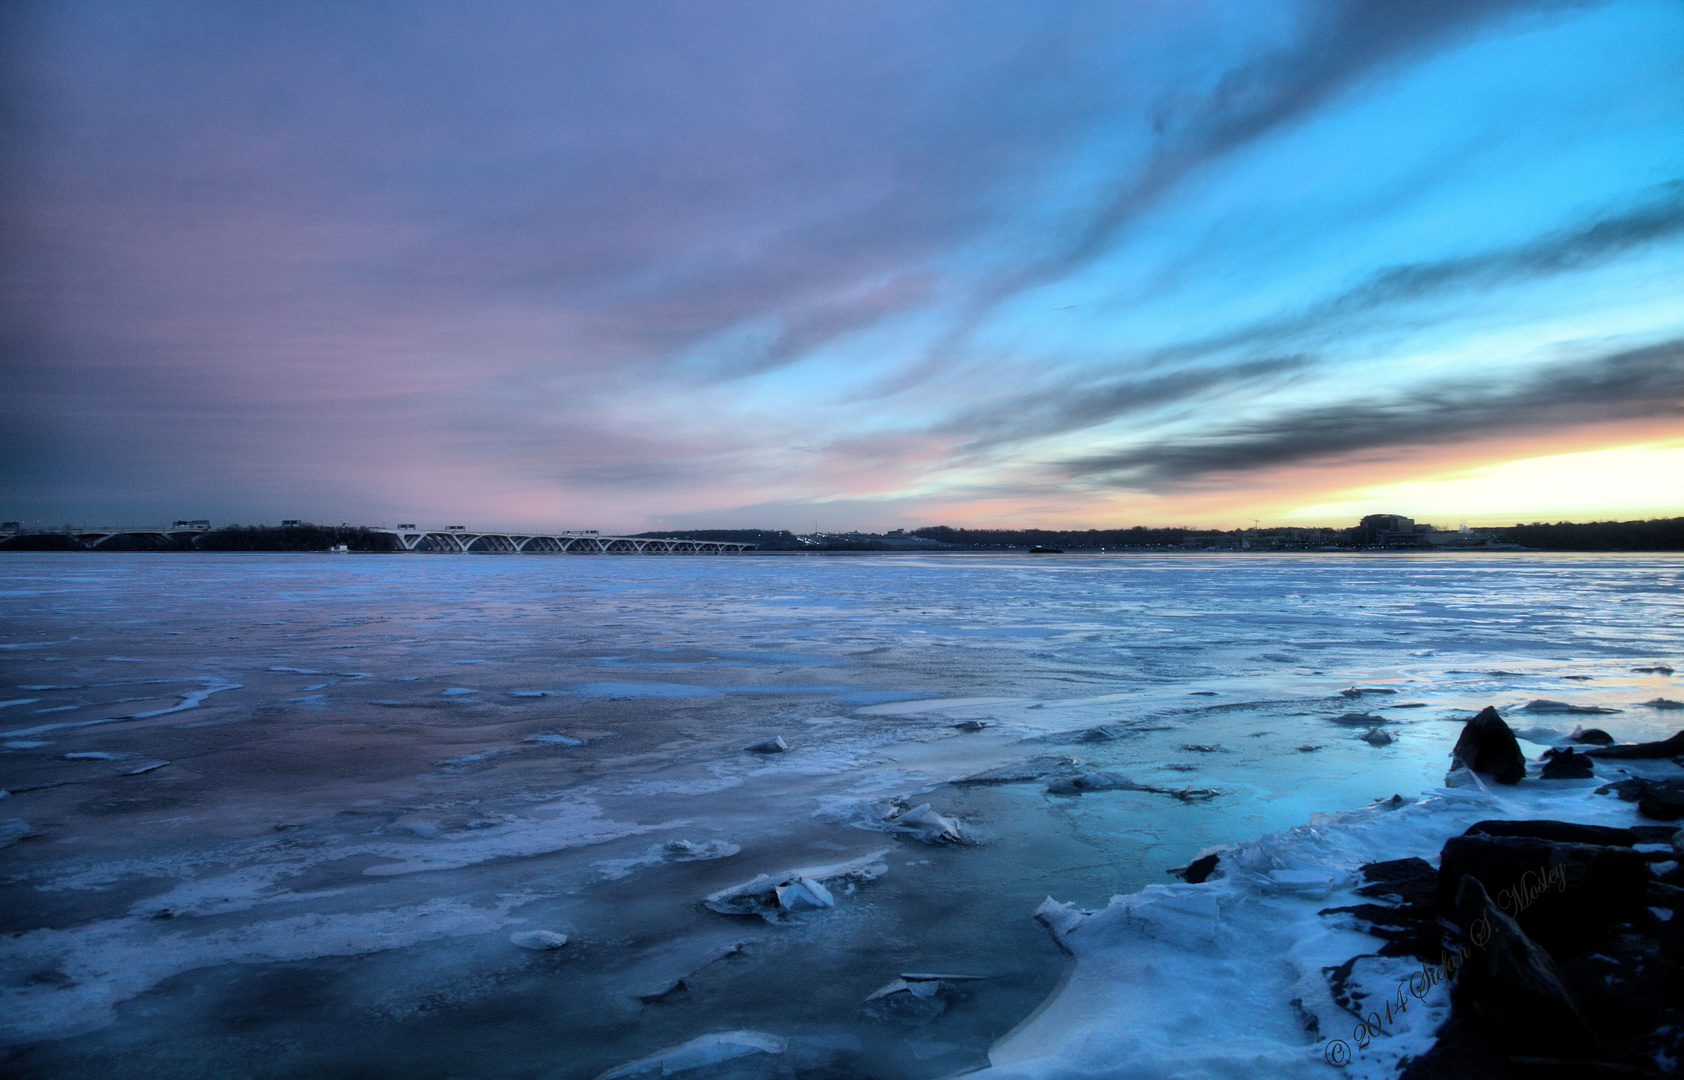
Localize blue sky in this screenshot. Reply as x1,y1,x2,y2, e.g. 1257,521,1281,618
2,0,1680,531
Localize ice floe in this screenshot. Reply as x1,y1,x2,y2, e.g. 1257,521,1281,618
973,774,1665,1080
704,850,888,922
508,929,568,950
595,1030,786,1080
1522,699,1619,714
883,803,965,844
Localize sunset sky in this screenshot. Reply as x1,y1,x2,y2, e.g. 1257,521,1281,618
2,0,1680,532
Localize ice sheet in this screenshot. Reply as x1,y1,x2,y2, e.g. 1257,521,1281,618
0,551,1679,1080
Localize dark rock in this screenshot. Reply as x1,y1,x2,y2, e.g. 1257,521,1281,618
1462,820,1635,847
1317,902,1441,960
1643,698,1683,709
1395,1014,1520,1080
1330,711,1389,725
1539,747,1594,780
1584,730,1684,759
1314,858,1445,963
1662,905,1684,964
1361,727,1394,746
1451,875,1597,1056
950,720,986,732
1356,856,1438,903
1636,779,1684,821
1437,834,1648,952
1593,778,1684,820
1450,706,1526,785
1594,778,1646,802
1179,853,1219,883
1568,726,1615,745
745,736,788,754
1632,665,1675,674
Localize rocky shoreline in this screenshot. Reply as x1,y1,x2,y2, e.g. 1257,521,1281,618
1311,709,1682,1078
969,706,1684,1080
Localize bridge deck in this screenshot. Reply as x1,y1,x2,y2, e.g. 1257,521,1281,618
376,531,753,554
44,529,753,553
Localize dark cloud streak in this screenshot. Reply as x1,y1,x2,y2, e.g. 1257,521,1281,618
1058,338,1684,489
947,355,1312,452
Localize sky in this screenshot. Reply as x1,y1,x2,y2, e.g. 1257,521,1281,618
1,0,1680,533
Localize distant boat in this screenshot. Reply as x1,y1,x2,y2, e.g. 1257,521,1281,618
1028,545,1063,554
329,544,350,553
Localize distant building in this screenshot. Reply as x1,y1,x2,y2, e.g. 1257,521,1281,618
171,519,211,531
1357,514,1427,547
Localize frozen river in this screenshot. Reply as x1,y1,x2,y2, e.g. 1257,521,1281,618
1,551,1680,1079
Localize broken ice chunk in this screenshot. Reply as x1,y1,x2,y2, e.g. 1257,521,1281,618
662,839,741,861
509,930,568,950
1033,897,1089,943
860,973,979,1025
595,1030,785,1080
886,803,964,844
774,876,834,911
745,736,788,754
704,850,888,922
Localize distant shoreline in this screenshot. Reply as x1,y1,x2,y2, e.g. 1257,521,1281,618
15,545,1684,556
4,515,1682,553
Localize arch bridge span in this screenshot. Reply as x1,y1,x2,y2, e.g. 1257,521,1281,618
376,530,753,554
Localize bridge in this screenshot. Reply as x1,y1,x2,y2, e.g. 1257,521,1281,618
17,522,753,554
376,528,754,554
61,521,214,549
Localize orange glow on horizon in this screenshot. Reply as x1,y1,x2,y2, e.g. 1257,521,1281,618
909,418,1684,531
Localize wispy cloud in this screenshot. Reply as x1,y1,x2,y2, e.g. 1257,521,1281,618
1058,337,1684,489
1,0,1676,528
